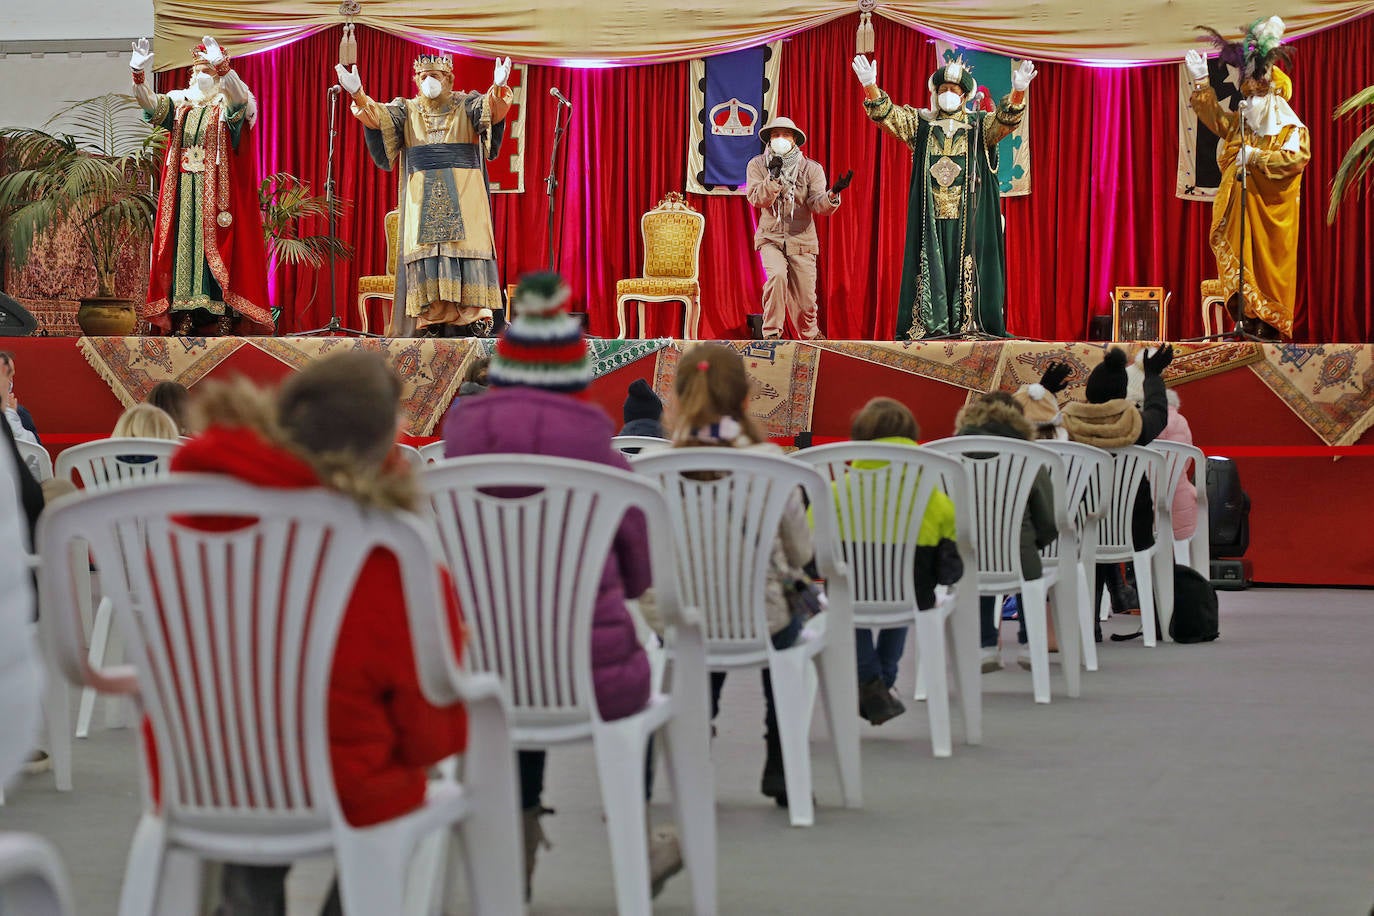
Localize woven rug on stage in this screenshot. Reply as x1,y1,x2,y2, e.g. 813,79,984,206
812,341,1004,391
78,337,245,407
653,341,818,439
1250,344,1374,447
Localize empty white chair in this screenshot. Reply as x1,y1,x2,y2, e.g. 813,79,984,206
793,442,980,758
15,441,52,483
924,436,1076,703
1149,441,1210,579
417,441,448,465
38,478,525,916
1038,440,1113,672
611,435,671,455
419,455,716,915
53,437,179,739
632,447,861,828
0,834,73,916
1096,446,1171,645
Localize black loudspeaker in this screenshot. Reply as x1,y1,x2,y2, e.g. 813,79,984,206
1206,456,1251,558
0,291,38,337
1088,314,1112,342
490,307,507,336
746,313,764,340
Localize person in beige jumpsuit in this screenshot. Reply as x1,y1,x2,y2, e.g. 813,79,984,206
745,117,849,339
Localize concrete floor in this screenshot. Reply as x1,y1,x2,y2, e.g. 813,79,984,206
3,587,1373,915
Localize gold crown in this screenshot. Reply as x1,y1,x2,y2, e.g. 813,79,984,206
413,53,453,75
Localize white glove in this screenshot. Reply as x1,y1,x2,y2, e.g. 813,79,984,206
851,54,877,88
130,38,153,71
493,56,512,88
200,36,225,64
335,63,362,96
1236,145,1260,168
1011,59,1037,92
1184,49,1208,82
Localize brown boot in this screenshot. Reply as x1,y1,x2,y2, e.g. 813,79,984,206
648,823,684,899
521,805,553,902
176,314,194,337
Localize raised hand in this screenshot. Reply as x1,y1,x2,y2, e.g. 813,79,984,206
493,56,512,87
130,38,153,71
1038,360,1073,394
1011,59,1037,91
851,54,877,88
1142,343,1175,376
828,169,854,195
768,156,783,180
200,36,225,63
335,63,362,96
1184,49,1208,82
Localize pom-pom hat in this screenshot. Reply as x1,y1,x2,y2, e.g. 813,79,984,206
488,272,592,393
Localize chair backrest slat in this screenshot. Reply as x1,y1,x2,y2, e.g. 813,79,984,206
37,478,446,829
1095,446,1167,558
420,456,673,722
53,438,179,491
1036,441,1113,561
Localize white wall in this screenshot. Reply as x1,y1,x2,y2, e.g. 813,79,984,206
0,0,154,127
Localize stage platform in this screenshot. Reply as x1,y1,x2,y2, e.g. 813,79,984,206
9,335,1374,587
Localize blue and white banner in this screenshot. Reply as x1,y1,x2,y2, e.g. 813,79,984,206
687,42,782,196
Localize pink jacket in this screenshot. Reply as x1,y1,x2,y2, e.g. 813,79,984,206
1160,403,1198,540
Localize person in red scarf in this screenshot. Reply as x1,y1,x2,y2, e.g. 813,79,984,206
169,351,467,914
130,36,273,336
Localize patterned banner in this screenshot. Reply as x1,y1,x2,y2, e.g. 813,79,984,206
687,43,782,196
652,340,818,438
933,41,1031,197
1176,58,1243,201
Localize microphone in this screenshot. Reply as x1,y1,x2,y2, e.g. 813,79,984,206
549,87,573,108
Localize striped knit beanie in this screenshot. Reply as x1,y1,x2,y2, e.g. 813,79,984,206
489,272,592,392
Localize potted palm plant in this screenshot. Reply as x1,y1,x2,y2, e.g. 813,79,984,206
1328,85,1374,223
0,93,161,335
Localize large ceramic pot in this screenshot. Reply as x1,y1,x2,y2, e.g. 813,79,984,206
76,297,138,336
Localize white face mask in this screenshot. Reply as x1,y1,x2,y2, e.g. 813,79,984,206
768,136,793,156
937,91,963,113
420,76,444,99
188,72,215,98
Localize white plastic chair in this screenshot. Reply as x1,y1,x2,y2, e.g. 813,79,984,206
1095,446,1171,646
395,443,425,470
37,478,525,916
417,441,448,465
632,447,862,828
0,834,73,916
792,442,980,758
419,456,716,915
1148,441,1210,579
15,441,52,482
924,437,1076,703
1038,440,1113,673
610,435,671,455
55,438,180,740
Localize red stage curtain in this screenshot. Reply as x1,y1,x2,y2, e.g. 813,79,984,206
174,13,1374,340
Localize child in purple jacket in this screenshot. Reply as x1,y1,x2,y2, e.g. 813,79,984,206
440,273,680,900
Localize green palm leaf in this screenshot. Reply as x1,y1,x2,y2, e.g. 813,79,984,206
1328,86,1374,224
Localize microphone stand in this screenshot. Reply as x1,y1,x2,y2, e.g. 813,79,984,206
1186,96,1264,343
293,84,379,337
544,96,570,272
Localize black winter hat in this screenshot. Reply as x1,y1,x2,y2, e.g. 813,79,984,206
1085,347,1129,404
623,379,663,423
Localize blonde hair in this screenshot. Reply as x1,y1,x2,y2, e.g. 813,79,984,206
112,404,180,440
851,397,919,442
193,352,416,511
671,343,766,445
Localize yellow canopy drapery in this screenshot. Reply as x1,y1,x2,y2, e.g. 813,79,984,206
152,0,1374,71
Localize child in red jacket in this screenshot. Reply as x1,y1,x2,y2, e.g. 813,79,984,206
169,352,467,916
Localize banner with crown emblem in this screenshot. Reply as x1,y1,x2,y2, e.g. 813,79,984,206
932,41,1031,197
686,43,782,196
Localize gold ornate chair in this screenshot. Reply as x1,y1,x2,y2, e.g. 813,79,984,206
1200,279,1229,337
616,192,704,339
356,210,399,335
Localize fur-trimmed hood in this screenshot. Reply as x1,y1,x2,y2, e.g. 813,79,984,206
1061,398,1143,449
955,397,1034,441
